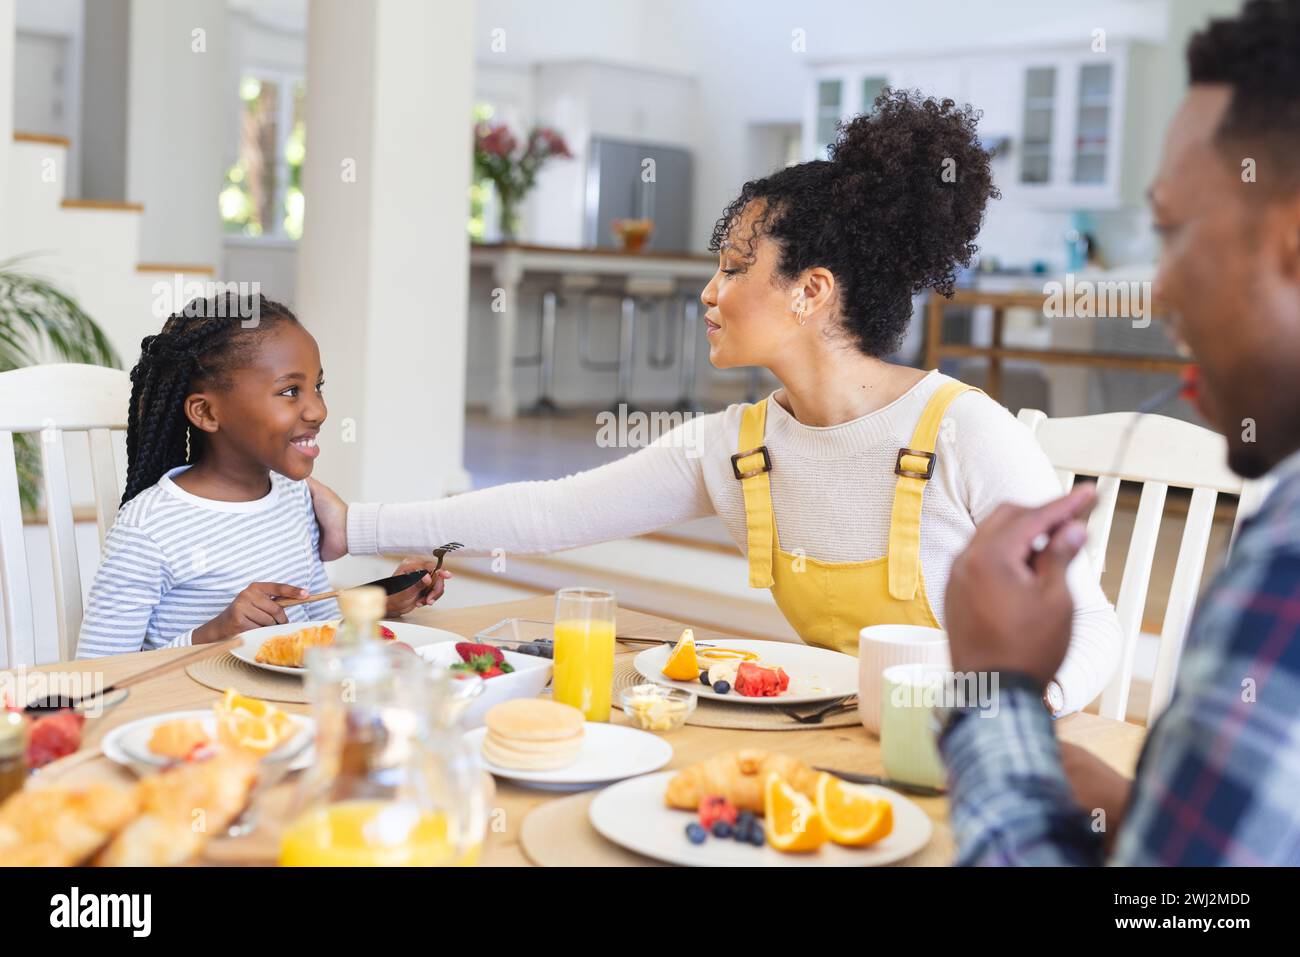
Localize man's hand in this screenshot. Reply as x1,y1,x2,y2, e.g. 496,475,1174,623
944,485,1096,687
308,477,349,561
384,558,453,616
193,582,308,644
1059,741,1133,851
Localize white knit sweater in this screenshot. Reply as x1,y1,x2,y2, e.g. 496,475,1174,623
348,371,1121,713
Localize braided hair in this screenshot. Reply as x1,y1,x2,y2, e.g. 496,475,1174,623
121,292,299,505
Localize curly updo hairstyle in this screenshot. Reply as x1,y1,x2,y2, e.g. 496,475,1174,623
1187,0,1300,196
709,88,998,357
121,292,299,505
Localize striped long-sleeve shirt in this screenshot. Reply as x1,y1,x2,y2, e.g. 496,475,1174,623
939,449,1300,865
76,466,338,658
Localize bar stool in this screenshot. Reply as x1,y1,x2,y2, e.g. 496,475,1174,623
574,274,681,410
517,273,602,415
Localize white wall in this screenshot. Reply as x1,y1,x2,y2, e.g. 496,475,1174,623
126,0,228,267
14,0,83,196
296,0,474,504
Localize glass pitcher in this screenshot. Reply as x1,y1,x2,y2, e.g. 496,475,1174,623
280,641,487,866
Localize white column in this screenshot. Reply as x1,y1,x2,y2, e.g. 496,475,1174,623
0,0,15,256
297,0,475,505
126,0,228,267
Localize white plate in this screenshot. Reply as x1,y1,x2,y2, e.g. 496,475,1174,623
464,722,672,789
101,709,315,773
589,771,932,867
231,619,464,675
634,639,858,705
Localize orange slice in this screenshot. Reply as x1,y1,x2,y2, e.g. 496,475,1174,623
815,773,894,846
661,628,700,681
215,688,296,755
764,772,827,852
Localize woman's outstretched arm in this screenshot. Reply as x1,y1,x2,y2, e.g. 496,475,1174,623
313,415,720,559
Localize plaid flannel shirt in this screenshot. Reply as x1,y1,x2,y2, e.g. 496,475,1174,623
941,451,1300,865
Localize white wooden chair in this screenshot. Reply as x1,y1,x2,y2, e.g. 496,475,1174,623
0,364,131,666
1018,409,1274,724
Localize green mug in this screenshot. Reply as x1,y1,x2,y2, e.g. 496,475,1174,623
879,663,949,790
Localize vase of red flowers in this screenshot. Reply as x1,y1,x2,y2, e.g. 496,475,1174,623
473,122,573,242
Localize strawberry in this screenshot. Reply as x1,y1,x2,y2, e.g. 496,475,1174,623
379,625,396,640
699,795,738,829
451,652,515,679
455,642,504,666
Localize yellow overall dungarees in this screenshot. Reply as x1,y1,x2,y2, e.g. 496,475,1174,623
732,380,977,655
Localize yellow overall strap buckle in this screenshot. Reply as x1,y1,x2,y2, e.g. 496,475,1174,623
735,400,776,588
887,381,980,601
732,445,772,480
895,447,937,481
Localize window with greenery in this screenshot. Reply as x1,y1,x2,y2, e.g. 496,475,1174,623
467,102,496,241
221,74,306,240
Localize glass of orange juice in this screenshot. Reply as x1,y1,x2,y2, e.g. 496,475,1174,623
552,587,617,722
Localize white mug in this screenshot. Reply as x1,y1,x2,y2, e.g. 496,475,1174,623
857,624,950,736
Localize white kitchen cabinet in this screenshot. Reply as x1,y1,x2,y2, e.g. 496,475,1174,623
803,42,1155,210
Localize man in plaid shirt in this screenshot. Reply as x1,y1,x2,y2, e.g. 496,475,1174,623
939,0,1300,866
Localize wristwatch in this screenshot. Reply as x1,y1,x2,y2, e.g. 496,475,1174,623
1042,679,1065,716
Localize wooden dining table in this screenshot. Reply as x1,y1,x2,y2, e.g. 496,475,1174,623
10,596,1148,866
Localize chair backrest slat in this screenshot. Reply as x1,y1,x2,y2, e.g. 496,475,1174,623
0,431,38,668
1148,486,1218,719
1100,481,1169,719
1084,474,1123,581
87,428,121,550
40,429,85,663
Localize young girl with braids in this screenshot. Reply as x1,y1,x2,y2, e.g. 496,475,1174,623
76,293,448,658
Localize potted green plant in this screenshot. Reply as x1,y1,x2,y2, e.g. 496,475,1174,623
0,257,119,510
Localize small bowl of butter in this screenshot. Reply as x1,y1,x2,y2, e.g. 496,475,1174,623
620,684,696,732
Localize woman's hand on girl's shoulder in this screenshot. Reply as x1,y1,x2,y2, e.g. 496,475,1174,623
308,477,349,561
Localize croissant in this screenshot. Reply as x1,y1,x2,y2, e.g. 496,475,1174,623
0,782,139,865
96,751,258,866
664,749,820,814
255,623,336,667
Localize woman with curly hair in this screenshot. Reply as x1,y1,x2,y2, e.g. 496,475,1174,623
313,89,1121,715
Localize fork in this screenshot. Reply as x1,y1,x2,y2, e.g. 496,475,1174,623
780,696,858,725
417,541,463,601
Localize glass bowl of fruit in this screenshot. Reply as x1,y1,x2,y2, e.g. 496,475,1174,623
621,684,696,733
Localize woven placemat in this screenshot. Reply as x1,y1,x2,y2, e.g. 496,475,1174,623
520,789,667,867
612,658,859,731
186,652,308,704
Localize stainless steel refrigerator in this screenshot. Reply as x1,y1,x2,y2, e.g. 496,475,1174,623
583,138,693,252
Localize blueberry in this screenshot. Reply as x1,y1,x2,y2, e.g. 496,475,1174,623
538,644,554,659
748,828,765,846
518,643,540,656
699,670,711,686
711,821,733,839
713,680,731,695
685,823,707,845
736,811,756,828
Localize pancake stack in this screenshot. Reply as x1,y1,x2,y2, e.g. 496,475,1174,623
482,699,585,770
